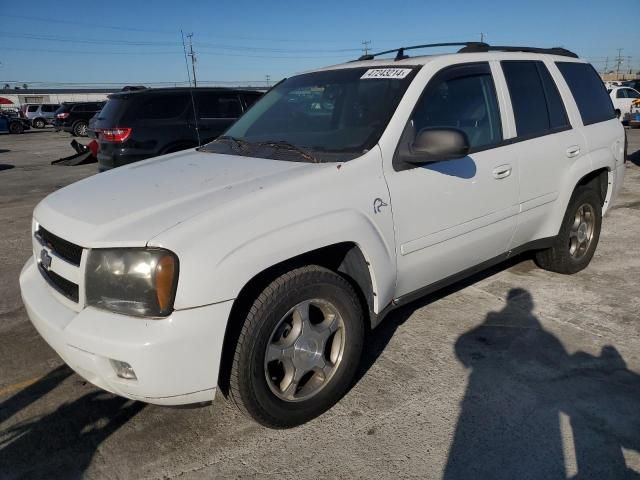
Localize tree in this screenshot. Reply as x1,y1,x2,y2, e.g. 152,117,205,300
22,83,28,90
2,83,9,90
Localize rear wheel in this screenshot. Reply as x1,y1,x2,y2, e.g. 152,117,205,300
33,118,46,129
535,186,602,274
9,121,23,134
229,265,364,428
73,121,88,137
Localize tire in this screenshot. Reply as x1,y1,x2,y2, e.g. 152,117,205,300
73,121,88,137
33,118,46,129
229,265,364,428
9,121,23,134
535,185,602,274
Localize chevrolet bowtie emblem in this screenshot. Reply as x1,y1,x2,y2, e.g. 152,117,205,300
40,249,52,270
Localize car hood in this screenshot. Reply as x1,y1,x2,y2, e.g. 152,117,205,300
34,149,319,247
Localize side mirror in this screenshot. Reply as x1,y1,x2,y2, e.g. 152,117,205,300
407,128,470,165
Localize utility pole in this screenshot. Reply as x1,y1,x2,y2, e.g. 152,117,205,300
615,48,624,80
187,33,197,87
480,32,485,43
265,74,271,87
603,56,609,74
362,40,372,56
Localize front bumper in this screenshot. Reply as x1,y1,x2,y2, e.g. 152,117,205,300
20,257,232,405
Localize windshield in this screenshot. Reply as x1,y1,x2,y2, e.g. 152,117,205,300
201,66,419,162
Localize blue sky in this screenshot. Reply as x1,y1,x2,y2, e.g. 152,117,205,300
0,0,638,88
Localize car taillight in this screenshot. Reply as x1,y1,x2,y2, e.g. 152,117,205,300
56,112,70,119
99,127,132,142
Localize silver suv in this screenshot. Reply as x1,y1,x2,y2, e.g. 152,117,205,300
23,104,60,128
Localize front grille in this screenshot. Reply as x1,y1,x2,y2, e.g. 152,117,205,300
36,227,82,266
38,263,79,302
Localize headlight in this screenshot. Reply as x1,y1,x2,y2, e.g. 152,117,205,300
85,248,178,317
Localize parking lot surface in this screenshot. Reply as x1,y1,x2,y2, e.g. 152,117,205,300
1,129,639,479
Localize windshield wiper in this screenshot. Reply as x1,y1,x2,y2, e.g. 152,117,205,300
216,135,252,151
255,140,318,163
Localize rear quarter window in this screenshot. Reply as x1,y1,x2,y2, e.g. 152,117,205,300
556,62,615,125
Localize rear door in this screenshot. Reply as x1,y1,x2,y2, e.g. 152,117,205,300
499,60,586,247
194,92,242,142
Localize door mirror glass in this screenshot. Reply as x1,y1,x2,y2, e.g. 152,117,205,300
407,128,470,164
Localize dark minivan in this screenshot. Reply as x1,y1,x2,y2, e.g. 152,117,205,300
94,87,263,170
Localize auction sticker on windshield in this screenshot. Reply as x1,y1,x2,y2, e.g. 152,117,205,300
361,68,412,79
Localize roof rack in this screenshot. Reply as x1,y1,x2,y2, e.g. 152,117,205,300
458,44,578,58
357,42,488,61
356,42,578,61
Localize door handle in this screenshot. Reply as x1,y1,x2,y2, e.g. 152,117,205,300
492,164,512,180
566,146,581,158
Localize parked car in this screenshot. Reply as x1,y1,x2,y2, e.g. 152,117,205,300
53,101,105,137
0,111,30,134
622,79,640,91
94,87,262,170
20,43,625,428
21,103,61,128
607,86,640,121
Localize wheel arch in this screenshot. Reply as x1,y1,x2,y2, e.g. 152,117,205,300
217,242,375,396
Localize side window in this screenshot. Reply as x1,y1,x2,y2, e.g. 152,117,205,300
197,93,242,119
243,93,261,109
136,94,189,120
556,62,616,125
411,62,502,150
626,89,640,99
41,105,53,113
27,105,38,112
616,89,627,99
501,61,569,138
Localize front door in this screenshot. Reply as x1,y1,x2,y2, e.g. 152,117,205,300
384,62,519,298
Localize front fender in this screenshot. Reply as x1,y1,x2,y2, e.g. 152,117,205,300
149,150,397,313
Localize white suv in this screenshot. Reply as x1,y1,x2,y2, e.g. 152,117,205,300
20,43,626,428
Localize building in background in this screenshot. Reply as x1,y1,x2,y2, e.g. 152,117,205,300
0,88,117,110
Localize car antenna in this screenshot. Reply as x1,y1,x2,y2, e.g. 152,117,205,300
181,29,201,146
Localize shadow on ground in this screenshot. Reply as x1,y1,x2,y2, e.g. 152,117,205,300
0,366,144,479
0,164,14,171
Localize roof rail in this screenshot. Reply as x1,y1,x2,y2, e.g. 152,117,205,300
357,42,488,61
457,44,578,58
355,42,578,62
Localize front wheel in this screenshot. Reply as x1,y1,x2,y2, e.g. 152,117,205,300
73,121,88,137
228,265,364,428
33,118,46,129
535,186,602,274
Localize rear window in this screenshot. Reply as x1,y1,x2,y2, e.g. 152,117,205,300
556,62,615,125
502,61,569,138
97,98,126,121
135,94,189,120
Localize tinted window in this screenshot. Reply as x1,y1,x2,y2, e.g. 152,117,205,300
616,89,627,99
411,63,502,149
41,105,54,112
197,93,242,119
136,94,189,119
502,61,568,138
626,89,640,99
243,93,261,109
27,105,38,112
556,62,615,125
537,64,569,129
